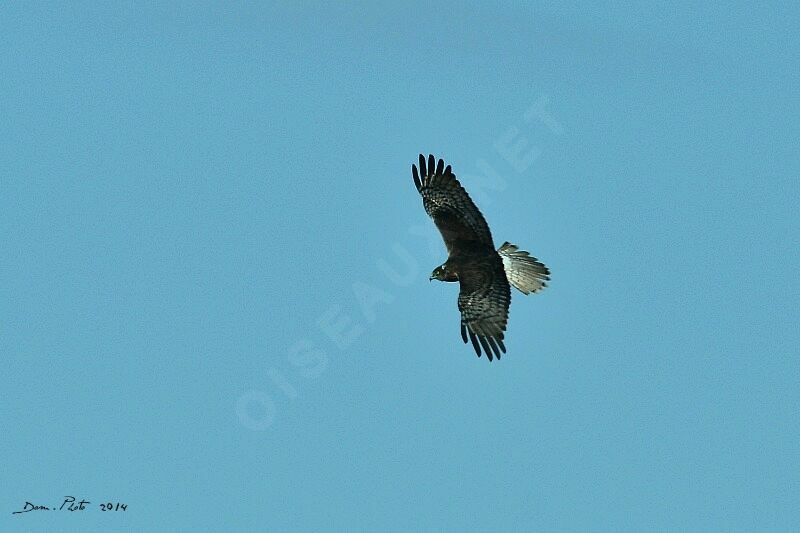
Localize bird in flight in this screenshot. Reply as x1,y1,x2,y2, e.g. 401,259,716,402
412,154,550,361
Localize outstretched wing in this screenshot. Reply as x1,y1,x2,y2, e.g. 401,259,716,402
412,154,494,255
457,254,511,361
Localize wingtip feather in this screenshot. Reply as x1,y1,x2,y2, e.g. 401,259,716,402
468,330,481,357
478,336,493,361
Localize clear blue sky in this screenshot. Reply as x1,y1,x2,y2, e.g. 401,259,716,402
2,2,798,531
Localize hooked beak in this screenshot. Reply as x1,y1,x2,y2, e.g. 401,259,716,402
429,276,433,282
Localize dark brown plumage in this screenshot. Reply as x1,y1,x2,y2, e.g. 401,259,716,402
412,154,550,361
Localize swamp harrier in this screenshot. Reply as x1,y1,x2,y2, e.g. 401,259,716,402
412,154,550,361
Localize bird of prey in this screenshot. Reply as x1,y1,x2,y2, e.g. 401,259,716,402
412,154,550,361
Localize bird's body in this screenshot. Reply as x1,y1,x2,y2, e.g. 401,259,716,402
412,154,550,361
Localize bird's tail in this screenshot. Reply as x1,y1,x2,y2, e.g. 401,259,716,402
497,242,550,295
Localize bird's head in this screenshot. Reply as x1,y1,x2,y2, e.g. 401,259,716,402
429,265,455,281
